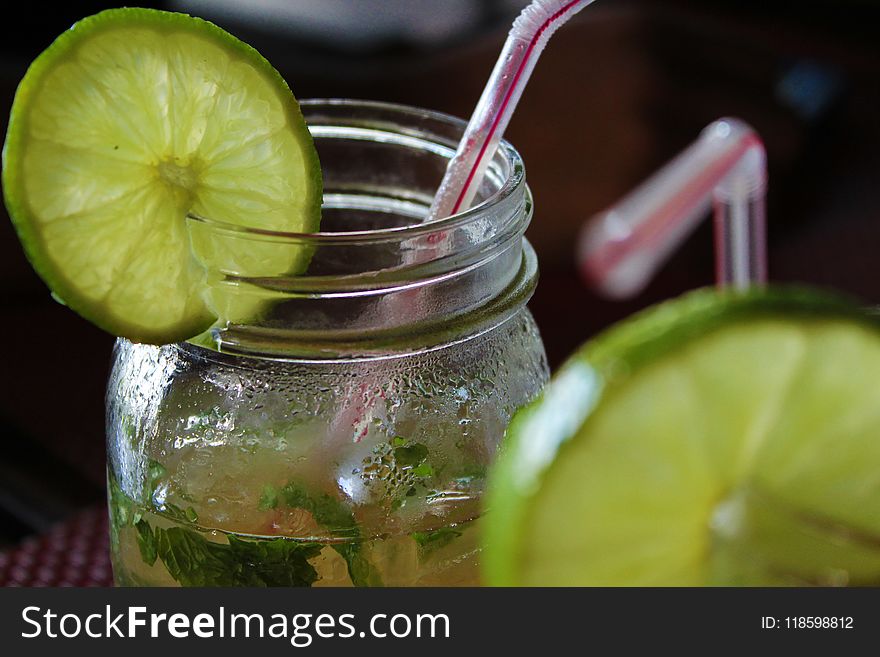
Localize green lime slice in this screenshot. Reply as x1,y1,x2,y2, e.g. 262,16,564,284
2,8,321,344
484,287,880,586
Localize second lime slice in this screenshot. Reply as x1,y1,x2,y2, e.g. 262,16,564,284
2,8,322,344
484,288,880,586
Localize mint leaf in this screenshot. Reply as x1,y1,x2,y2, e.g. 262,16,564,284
280,483,357,534
393,443,428,468
412,526,463,559
135,519,158,566
148,460,167,491
333,543,385,587
154,526,321,587
159,502,198,524
227,535,322,587
259,484,279,510
108,474,134,551
155,527,236,586
412,463,434,478
455,463,488,482
279,482,384,587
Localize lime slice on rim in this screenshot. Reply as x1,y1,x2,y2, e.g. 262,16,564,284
2,8,322,344
484,287,880,586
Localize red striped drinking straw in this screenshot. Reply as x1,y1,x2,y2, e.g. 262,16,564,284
578,118,768,298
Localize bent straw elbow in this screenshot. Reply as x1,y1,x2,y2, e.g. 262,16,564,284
578,117,768,298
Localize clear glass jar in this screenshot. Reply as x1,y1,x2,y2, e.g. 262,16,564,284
106,100,548,587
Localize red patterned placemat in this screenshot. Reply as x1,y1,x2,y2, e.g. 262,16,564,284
0,505,112,587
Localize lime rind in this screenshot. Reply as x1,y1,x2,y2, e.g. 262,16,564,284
3,8,322,344
484,286,880,586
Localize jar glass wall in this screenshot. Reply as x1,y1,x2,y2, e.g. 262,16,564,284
106,100,549,587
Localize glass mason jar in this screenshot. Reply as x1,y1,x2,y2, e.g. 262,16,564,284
106,100,548,587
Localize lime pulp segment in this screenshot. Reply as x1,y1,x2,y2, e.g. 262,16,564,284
2,8,322,344
484,287,880,586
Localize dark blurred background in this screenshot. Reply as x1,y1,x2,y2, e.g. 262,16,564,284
0,1,878,582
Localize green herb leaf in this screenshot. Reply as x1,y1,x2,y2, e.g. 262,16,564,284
280,483,356,533
259,484,279,510
108,474,135,551
393,443,429,468
159,502,198,524
412,526,463,559
148,460,167,491
155,526,237,586
412,463,434,478
333,543,385,587
135,519,158,566
227,535,322,587
154,526,321,587
279,482,384,587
